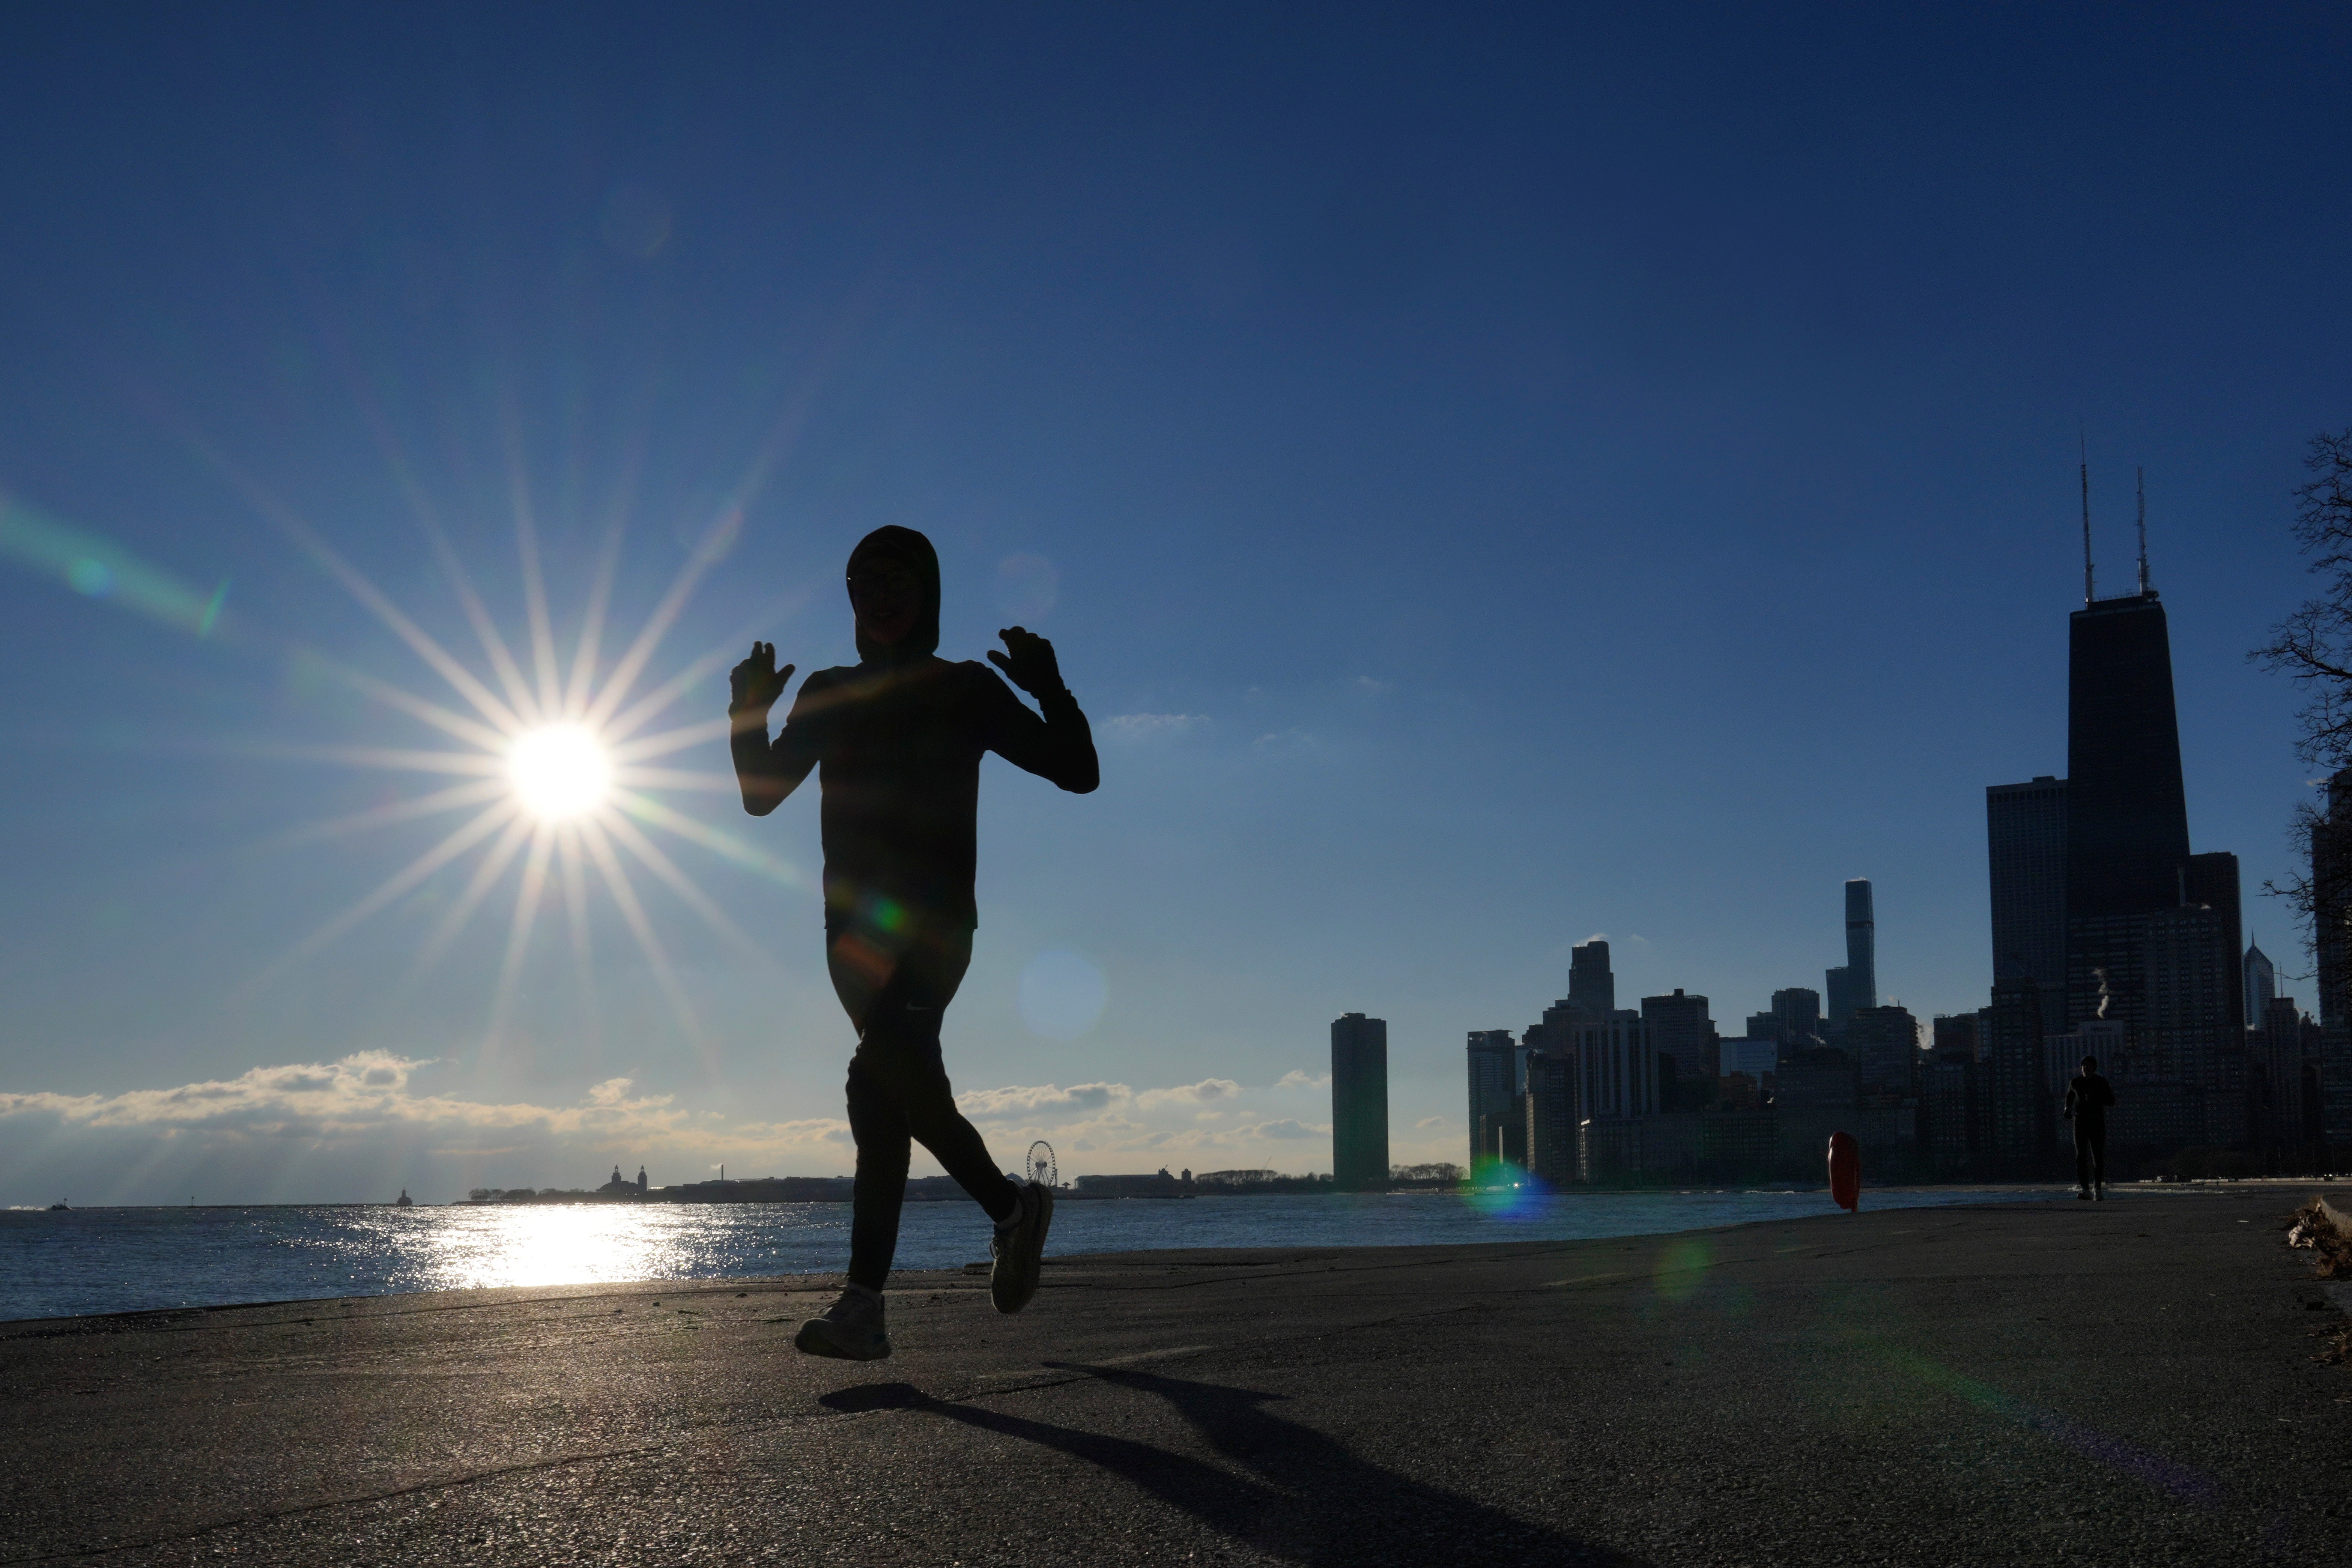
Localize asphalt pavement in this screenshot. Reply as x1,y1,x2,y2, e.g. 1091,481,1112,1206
4,1186,2347,1566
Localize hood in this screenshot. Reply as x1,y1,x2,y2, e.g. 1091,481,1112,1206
847,525,941,663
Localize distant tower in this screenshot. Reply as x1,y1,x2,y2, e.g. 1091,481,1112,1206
1568,940,1615,1016
2065,581,2191,1026
1331,1013,1391,1191
636,1164,648,1195
1465,1030,1518,1171
1987,776,2069,1033
1844,880,1877,1012
1767,987,1823,1055
1639,989,1715,1104
2244,941,2277,1029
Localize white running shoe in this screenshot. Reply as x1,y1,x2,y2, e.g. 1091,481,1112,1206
794,1286,890,1361
990,1182,1054,1315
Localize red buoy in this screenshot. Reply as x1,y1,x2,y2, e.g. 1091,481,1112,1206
1827,1130,1860,1212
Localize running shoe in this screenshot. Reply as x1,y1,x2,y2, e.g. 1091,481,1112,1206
990,1181,1054,1314
794,1286,891,1361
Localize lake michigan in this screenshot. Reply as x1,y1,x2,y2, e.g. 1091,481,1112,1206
0,1186,2087,1323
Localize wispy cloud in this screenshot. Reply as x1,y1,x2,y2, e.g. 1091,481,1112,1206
0,1053,687,1138
954,1082,1128,1117
1134,1078,1239,1110
1243,1118,1322,1140
1105,712,1208,740
1274,1070,1329,1090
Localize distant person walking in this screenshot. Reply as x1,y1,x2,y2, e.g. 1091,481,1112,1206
729,526,1098,1360
2064,1055,2116,1201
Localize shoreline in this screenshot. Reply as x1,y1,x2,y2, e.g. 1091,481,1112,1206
3,1187,2338,1566
17,1176,2290,1215
0,1181,2185,1329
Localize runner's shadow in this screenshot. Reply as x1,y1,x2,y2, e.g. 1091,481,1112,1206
821,1372,1646,1565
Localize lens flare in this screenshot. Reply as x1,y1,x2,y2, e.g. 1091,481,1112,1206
508,724,612,821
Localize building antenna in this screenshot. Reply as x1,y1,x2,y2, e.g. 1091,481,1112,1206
2135,465,2150,595
2079,430,2095,603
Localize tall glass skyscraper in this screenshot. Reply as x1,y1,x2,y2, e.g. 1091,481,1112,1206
1844,879,1877,1009
2066,593,2192,920
1987,776,2068,1030
1330,1013,1390,1191
1568,940,1615,1016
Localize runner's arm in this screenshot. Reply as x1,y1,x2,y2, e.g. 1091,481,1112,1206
979,664,1098,794
730,664,827,816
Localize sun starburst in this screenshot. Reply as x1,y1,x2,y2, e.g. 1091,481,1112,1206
199,422,810,1054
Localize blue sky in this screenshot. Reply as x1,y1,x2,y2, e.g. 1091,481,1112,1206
2,5,2347,1203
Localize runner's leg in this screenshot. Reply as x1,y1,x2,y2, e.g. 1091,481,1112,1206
831,923,912,1293
862,923,1021,1223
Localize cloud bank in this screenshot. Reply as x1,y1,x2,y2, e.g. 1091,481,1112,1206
1,1057,1459,1205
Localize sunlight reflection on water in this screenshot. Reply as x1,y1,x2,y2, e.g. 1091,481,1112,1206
1,1186,2084,1322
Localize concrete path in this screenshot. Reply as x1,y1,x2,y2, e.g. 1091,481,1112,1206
4,1188,2346,1566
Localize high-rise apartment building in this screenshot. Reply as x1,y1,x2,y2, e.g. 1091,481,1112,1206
1569,940,1615,1016
1824,967,1860,1037
1931,1013,1980,1061
1330,1013,1390,1191
1982,975,2048,1156
1640,989,1716,1102
1987,776,2068,1030
1767,988,1823,1056
2314,768,2352,1149
1922,1050,1980,1170
1846,1005,1919,1099
1571,1011,1656,1122
2184,852,2245,1038
2255,995,2307,1148
1465,1030,1518,1171
1524,1048,1579,1183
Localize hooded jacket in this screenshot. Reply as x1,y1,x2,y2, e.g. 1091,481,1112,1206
731,527,1097,929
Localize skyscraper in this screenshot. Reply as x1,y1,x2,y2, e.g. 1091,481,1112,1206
1640,989,1715,1104
1465,1029,1518,1171
2245,941,2277,1029
2314,768,2352,1150
1330,1013,1390,1191
1987,775,2068,1029
2255,995,2306,1148
2066,593,2192,921
1571,1010,1656,1122
1524,1046,1578,1183
1844,879,1877,1011
1982,976,2048,1156
1766,988,1823,1057
2183,852,2244,1039
1568,940,1615,1016
2065,589,2192,1033
1846,1004,1919,1099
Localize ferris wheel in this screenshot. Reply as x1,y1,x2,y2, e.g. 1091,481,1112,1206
1025,1140,1058,1188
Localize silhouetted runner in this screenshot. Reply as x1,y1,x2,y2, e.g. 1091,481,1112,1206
2064,1055,2116,1201
729,526,1098,1361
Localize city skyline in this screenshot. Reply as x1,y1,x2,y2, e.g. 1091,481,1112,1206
1,9,2346,1203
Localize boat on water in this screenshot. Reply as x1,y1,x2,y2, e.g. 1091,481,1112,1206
47,1200,68,1211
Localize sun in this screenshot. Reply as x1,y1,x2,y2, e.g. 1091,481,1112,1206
508,723,612,821
218,442,811,1053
